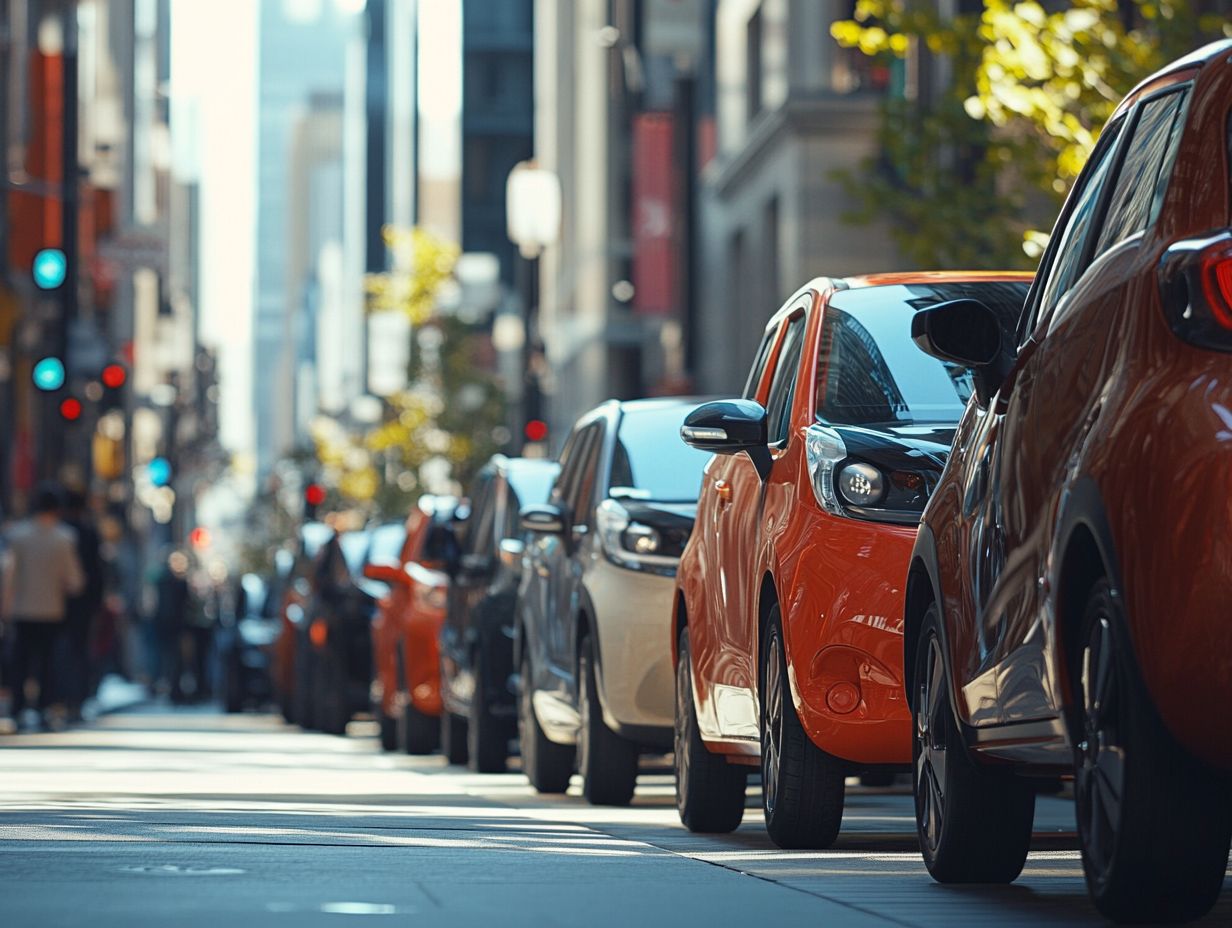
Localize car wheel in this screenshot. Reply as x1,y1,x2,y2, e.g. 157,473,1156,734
468,648,510,773
914,602,1035,882
760,605,845,849
577,635,639,806
1072,580,1232,923
519,647,574,793
441,709,469,766
674,625,746,833
377,704,398,752
401,701,440,755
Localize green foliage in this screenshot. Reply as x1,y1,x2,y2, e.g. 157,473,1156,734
832,0,1231,267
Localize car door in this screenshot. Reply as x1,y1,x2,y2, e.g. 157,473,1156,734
443,471,496,706
995,80,1195,725
692,325,780,739
955,118,1129,726
715,302,809,738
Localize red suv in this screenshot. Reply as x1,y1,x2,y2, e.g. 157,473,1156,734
906,41,1232,923
675,272,1031,847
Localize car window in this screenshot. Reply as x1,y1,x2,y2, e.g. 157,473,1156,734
563,423,604,524
367,523,406,564
465,476,495,555
608,405,712,503
742,327,778,400
765,314,806,445
550,429,582,505
820,282,1030,425
1031,118,1126,332
1095,88,1190,255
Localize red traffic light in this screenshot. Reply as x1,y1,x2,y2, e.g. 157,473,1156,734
102,364,127,389
189,527,212,549
305,483,326,507
59,397,83,421
524,419,548,443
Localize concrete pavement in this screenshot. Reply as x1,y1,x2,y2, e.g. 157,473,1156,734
0,708,1228,927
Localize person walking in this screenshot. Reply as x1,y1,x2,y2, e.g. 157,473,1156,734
62,490,104,719
1,483,86,731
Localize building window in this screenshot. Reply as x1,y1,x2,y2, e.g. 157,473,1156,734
746,5,763,122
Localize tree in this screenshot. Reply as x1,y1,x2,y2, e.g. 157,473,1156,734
831,0,1230,267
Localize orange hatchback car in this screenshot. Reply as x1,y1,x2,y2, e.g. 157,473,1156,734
674,272,1031,847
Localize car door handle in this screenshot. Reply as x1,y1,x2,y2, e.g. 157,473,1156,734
714,480,732,504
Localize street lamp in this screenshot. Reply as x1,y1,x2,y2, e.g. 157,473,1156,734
505,163,561,452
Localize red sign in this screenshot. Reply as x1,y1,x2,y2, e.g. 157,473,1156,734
632,114,676,317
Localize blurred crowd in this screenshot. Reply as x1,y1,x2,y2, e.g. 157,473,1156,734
0,482,233,733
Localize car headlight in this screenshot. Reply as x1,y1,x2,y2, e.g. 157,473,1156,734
595,499,684,573
805,424,938,524
837,462,884,507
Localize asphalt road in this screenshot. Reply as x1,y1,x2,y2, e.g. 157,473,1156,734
1,708,1228,927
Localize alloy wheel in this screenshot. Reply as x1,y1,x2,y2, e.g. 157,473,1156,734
915,634,948,854
1076,613,1125,884
761,628,784,816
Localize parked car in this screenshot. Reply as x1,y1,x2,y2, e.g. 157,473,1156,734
296,525,388,734
676,273,1031,846
439,456,559,772
518,398,712,804
905,41,1232,923
273,521,333,724
366,498,457,755
217,572,280,713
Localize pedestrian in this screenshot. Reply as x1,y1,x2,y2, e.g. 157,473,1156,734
0,483,86,731
154,550,192,702
61,490,104,719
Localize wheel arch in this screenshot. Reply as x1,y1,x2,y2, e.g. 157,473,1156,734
903,523,942,710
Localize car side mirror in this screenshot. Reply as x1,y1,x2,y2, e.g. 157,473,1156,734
911,299,1009,406
520,503,567,536
362,561,411,587
498,538,525,569
680,399,772,480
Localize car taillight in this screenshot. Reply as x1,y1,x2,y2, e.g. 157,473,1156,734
1158,230,1232,350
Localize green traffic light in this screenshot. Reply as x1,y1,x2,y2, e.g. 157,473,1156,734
32,248,67,290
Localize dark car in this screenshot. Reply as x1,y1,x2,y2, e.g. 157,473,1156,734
517,398,712,805
297,524,402,734
438,456,559,772
217,572,281,713
904,41,1232,923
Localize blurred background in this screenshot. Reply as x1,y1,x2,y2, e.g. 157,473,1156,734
0,0,1228,703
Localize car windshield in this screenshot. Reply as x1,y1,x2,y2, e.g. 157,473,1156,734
817,282,1030,426
367,523,405,564
610,405,712,503
507,466,558,511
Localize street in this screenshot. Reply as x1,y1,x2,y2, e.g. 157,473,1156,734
3,708,1227,928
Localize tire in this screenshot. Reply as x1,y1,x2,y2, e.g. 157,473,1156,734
674,626,746,833
913,603,1035,883
441,709,469,766
377,705,398,752
518,647,575,793
1071,580,1232,923
401,702,440,755
760,606,846,849
468,648,510,773
577,635,639,806
314,648,350,736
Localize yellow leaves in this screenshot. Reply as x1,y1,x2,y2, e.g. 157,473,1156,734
364,227,459,324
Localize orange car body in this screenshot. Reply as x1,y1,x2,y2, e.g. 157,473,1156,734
675,272,1034,767
371,507,450,724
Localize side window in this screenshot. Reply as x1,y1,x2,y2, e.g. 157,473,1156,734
562,424,603,524
764,314,806,445
1033,119,1126,328
742,327,777,399
550,429,582,506
1095,88,1189,255
466,477,496,556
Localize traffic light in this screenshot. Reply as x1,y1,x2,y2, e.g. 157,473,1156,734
58,397,82,421
32,248,67,290
101,364,126,389
189,527,212,550
304,482,326,519
32,357,66,391
147,456,173,487
524,419,548,443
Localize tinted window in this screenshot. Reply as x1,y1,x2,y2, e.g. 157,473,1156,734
1096,89,1189,255
822,282,1031,425
1036,120,1125,321
742,327,777,399
765,315,806,444
338,532,371,576
562,423,603,522
609,405,712,503
464,476,496,555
